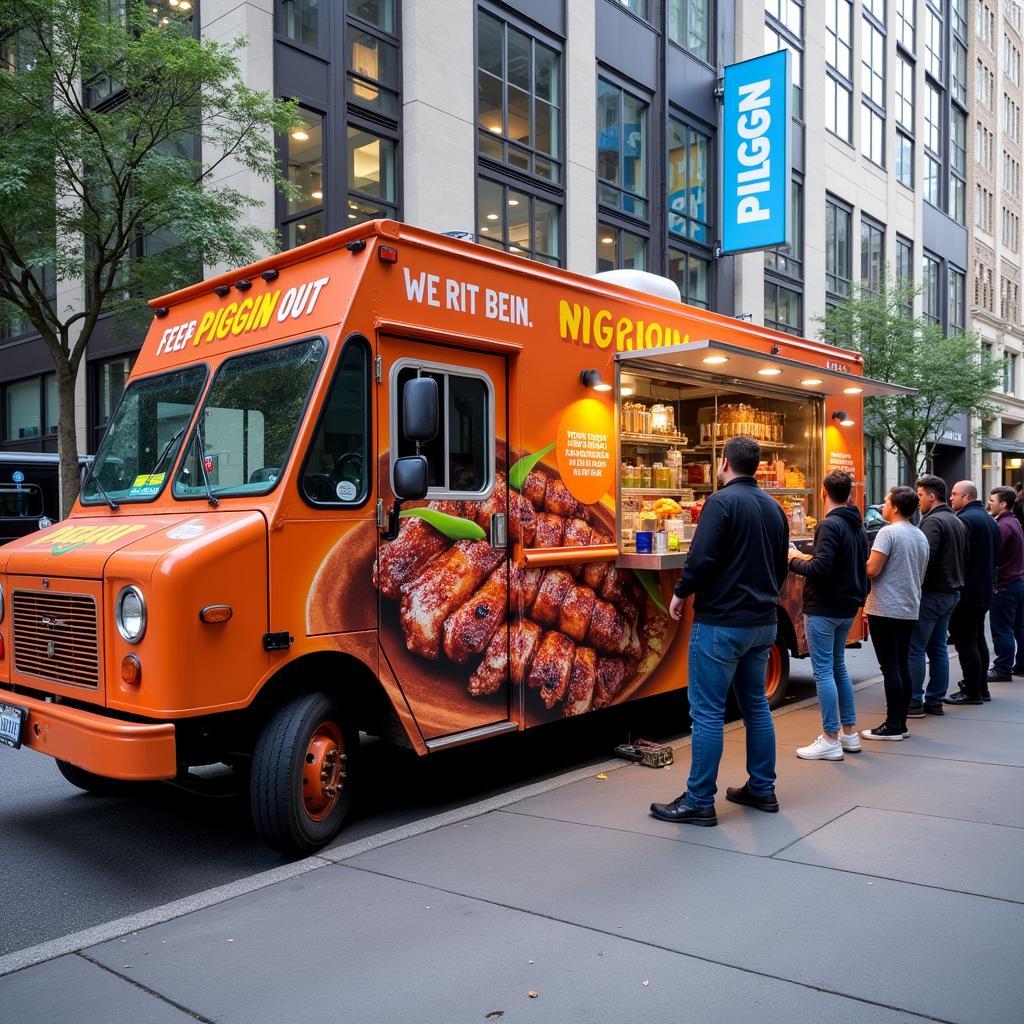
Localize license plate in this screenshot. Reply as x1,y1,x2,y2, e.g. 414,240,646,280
0,702,27,749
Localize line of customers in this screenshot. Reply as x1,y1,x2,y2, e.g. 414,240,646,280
651,436,1017,828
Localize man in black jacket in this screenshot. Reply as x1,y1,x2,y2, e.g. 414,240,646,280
787,471,870,760
908,475,969,716
946,480,1000,705
651,436,789,828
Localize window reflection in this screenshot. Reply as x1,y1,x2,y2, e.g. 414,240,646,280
287,112,324,217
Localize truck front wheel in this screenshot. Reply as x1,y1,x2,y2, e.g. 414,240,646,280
55,759,128,795
765,642,790,710
250,692,356,856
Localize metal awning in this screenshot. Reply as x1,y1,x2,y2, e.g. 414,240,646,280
616,339,916,398
982,437,1024,455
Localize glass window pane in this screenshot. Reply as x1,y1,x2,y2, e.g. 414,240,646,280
620,229,646,271
535,43,558,105
302,342,369,505
507,85,530,146
507,190,530,254
446,375,489,493
535,99,556,157
348,127,396,201
287,111,324,216
534,199,559,258
283,0,318,47
507,28,531,91
349,31,398,88
478,72,504,135
347,0,393,33
477,178,503,243
597,80,620,186
44,373,58,434
96,357,132,428
287,215,324,248
622,93,646,198
597,223,617,273
478,12,502,78
4,378,41,441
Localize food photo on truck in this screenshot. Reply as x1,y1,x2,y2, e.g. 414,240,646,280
0,220,912,856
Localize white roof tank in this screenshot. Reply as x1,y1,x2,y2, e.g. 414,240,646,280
592,269,681,303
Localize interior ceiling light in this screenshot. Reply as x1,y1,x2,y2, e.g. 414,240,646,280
757,368,782,376
507,199,519,206
291,129,309,141
801,378,823,386
311,189,323,200
702,355,729,365
600,236,614,244
843,386,864,394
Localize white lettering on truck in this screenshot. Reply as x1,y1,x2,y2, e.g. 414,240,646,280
734,77,772,225
403,268,531,327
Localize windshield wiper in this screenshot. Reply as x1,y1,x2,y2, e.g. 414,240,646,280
82,461,120,512
150,426,186,479
193,428,220,508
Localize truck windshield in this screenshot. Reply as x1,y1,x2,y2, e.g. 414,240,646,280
81,365,208,505
173,337,325,499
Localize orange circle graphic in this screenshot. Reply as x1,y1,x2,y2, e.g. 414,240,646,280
555,399,615,506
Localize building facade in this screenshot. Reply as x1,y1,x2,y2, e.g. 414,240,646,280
0,0,1013,502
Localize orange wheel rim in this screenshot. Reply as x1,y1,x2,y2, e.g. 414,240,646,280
764,646,781,700
302,721,345,821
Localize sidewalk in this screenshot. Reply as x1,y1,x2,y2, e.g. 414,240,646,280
3,677,1023,1024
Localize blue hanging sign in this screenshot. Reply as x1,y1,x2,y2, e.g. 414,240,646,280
720,50,791,255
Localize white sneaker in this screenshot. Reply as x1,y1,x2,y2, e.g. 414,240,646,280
796,735,844,760
840,731,862,753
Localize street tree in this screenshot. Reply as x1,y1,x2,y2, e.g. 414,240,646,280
818,278,1002,482
0,0,299,513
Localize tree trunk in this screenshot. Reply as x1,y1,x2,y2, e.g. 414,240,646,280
56,357,81,519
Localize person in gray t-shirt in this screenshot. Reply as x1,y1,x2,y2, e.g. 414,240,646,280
863,486,931,740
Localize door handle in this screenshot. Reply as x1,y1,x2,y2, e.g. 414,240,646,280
489,512,508,548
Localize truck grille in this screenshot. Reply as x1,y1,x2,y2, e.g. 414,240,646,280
12,590,100,688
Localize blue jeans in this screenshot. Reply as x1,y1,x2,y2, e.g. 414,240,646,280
909,590,960,706
685,622,777,810
990,579,1024,674
804,614,857,736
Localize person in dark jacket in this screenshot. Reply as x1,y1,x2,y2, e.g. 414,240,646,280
787,471,869,759
986,486,1024,682
651,436,789,828
946,481,1000,704
908,475,969,717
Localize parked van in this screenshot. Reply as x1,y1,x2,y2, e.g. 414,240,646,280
0,222,907,854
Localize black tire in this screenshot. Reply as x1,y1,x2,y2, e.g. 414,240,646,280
250,692,356,856
765,642,791,711
55,759,127,795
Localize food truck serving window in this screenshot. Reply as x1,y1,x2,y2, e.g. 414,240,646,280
173,338,325,500
300,338,370,507
392,361,494,498
81,365,209,505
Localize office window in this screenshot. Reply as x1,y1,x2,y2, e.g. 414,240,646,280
280,0,319,48
667,119,711,244
764,0,804,119
347,126,397,224
922,253,940,325
1,373,57,450
668,0,711,63
597,79,648,220
92,355,133,452
668,250,710,309
283,110,324,248
924,84,941,208
477,12,561,184
765,180,803,281
861,217,884,296
825,196,852,298
1007,37,1023,88
764,281,802,335
348,0,395,33
924,4,942,78
597,223,646,273
348,29,399,117
950,0,966,38
616,0,649,18
951,40,967,105
1006,352,1018,394
949,109,966,225
896,235,914,315
825,1,853,143
860,16,885,166
895,0,915,50
948,266,965,331
477,177,560,265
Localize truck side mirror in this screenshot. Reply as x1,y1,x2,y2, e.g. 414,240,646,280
403,377,439,442
383,455,430,540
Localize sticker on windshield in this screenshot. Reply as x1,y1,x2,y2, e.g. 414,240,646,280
167,520,206,540
336,480,357,501
128,473,166,498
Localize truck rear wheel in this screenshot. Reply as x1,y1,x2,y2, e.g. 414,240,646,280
55,759,127,795
765,642,790,710
250,692,356,856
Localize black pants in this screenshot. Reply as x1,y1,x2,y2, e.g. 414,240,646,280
949,602,990,699
869,614,916,729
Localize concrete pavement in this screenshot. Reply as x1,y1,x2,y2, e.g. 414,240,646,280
2,675,1022,1024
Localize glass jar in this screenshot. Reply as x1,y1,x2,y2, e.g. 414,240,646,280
640,464,652,488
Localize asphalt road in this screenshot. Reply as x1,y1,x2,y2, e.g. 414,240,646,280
0,643,885,957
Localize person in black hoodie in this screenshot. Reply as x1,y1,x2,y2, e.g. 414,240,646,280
946,481,1000,704
787,471,870,760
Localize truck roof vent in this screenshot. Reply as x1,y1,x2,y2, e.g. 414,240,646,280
592,269,681,303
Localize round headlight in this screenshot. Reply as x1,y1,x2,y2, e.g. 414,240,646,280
116,586,147,644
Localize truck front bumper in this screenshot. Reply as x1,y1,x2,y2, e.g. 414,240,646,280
0,689,176,780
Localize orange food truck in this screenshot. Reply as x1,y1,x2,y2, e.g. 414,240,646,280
0,221,905,854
